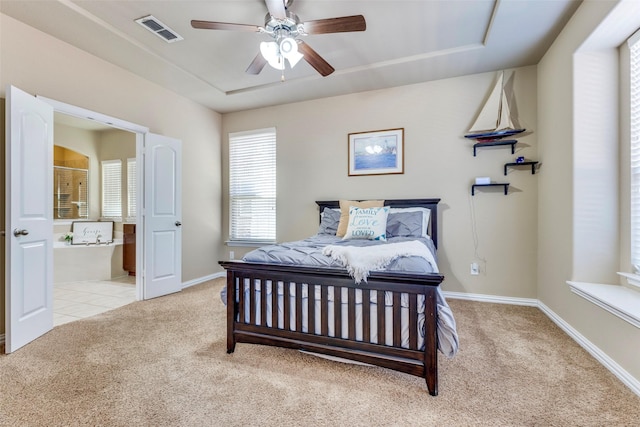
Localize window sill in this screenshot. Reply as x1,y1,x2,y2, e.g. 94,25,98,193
567,281,640,328
226,240,275,248
616,272,640,290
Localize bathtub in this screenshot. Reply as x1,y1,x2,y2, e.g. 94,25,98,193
53,238,126,283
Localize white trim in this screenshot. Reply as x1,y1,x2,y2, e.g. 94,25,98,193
226,240,275,247
538,300,640,397
617,272,640,290
36,96,149,134
628,27,640,47
182,272,226,289
567,281,640,328
443,290,640,397
442,291,538,307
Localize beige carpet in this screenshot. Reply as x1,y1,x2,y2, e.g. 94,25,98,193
1,278,638,426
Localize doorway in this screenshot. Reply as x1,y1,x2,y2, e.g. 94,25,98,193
51,112,138,326
6,86,183,353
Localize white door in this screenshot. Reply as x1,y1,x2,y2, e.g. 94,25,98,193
143,133,182,299
5,86,54,353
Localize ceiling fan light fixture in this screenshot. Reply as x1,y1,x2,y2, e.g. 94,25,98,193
279,37,304,67
286,50,304,67
279,37,296,55
260,41,284,70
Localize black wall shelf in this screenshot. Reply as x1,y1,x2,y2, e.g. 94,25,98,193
471,183,509,196
504,161,539,175
473,139,517,156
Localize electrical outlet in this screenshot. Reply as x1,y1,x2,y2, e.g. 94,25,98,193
470,262,479,275
229,251,235,260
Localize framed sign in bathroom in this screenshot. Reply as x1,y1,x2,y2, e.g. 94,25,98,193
71,221,114,245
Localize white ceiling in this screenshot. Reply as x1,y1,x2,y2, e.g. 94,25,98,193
1,0,581,114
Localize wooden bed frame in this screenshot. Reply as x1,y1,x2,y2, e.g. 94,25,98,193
219,198,444,395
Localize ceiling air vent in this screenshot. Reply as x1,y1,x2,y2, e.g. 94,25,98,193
135,15,183,43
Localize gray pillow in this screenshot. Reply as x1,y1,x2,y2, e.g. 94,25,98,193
386,211,423,238
317,208,341,235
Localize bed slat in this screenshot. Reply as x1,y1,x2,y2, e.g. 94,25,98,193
249,278,256,325
295,282,303,332
334,286,342,339
321,286,329,336
393,292,402,347
308,284,316,335
271,281,278,328
409,294,418,350
260,279,268,326
348,288,356,340
377,290,385,345
284,281,291,331
362,289,371,342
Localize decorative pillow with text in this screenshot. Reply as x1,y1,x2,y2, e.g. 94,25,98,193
342,206,390,241
336,199,385,237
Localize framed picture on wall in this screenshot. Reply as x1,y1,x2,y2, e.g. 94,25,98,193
348,128,404,176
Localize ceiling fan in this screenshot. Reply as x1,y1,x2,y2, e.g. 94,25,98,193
191,0,366,77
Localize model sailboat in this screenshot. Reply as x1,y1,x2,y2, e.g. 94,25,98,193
464,71,525,141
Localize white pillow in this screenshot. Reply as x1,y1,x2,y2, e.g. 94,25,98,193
388,207,431,237
343,206,390,241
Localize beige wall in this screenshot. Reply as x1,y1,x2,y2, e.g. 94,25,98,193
538,0,640,383
222,66,539,299
0,13,223,336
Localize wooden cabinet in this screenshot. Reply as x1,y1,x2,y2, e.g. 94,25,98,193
123,224,136,276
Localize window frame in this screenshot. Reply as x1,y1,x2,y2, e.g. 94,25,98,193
228,127,277,245
101,159,122,220
625,29,640,287
127,157,137,221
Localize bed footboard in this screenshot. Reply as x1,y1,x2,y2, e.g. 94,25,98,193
219,260,444,396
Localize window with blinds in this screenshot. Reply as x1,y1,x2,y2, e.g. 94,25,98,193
229,128,276,242
102,159,122,218
630,30,640,272
127,158,137,218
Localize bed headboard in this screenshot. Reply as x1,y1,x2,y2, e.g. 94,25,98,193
315,198,441,249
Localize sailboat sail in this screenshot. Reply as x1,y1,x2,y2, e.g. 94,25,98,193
465,71,525,140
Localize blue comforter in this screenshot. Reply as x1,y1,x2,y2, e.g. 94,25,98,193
242,234,438,274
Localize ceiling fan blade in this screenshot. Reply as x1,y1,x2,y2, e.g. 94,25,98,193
303,15,366,34
298,42,335,77
191,20,260,32
265,0,286,20
246,52,268,75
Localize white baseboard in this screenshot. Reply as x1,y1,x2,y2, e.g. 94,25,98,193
442,290,538,307
537,300,640,397
181,271,226,289
444,290,640,397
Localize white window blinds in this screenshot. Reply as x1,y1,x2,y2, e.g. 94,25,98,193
630,31,640,272
229,128,276,242
127,158,137,218
102,160,122,218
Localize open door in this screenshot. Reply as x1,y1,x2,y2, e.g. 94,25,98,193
142,133,182,299
5,86,54,352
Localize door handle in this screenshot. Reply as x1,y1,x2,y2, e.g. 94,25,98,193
13,229,29,237
175,221,182,227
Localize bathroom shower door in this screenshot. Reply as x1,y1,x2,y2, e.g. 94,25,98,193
5,86,54,353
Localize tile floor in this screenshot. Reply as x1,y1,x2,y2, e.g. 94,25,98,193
53,276,137,326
